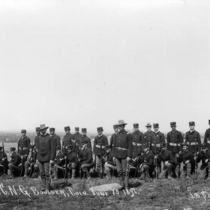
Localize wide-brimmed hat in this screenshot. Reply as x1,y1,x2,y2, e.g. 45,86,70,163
118,120,127,126
40,124,49,131
145,123,152,127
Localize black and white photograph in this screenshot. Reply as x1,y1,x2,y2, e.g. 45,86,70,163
0,0,210,209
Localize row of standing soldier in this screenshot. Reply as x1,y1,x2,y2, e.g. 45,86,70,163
1,120,210,191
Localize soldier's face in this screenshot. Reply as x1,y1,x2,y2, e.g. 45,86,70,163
114,128,118,133
190,126,195,130
98,131,103,135
21,132,26,137
171,126,176,131
134,127,139,131
41,129,47,135
82,132,86,136
50,131,55,135
118,125,125,131
154,127,159,132
65,130,70,134
147,127,151,131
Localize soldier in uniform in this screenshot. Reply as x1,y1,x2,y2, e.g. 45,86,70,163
185,121,201,154
62,126,75,154
18,129,31,176
74,127,82,147
144,123,154,148
197,144,210,180
129,123,144,175
53,146,65,180
139,144,154,181
8,147,21,178
179,143,195,179
151,124,165,154
24,145,37,178
204,120,210,150
37,124,55,191
50,128,61,149
80,128,92,150
0,146,8,175
111,120,133,190
79,139,93,179
34,127,40,149
104,145,117,178
93,127,108,177
158,143,176,179
110,124,118,148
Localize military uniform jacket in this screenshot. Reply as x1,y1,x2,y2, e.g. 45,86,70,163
94,134,108,156
71,139,80,154
185,130,201,153
74,132,82,145
34,135,40,148
54,152,65,166
204,128,210,150
37,133,56,162
11,152,21,166
79,147,93,164
80,135,92,150
131,130,144,158
179,150,194,164
144,131,155,147
62,133,75,147
141,151,154,168
151,131,165,154
159,150,175,165
197,150,210,166
51,134,61,148
111,129,133,159
18,136,30,156
67,152,78,164
167,130,183,154
0,151,7,165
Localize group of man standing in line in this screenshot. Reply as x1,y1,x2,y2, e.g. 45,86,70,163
1,119,210,191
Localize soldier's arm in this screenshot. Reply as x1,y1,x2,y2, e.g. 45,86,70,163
204,130,208,145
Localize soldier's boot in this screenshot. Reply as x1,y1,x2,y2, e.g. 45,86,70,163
72,169,76,179
186,164,191,179
41,178,46,191
139,172,145,180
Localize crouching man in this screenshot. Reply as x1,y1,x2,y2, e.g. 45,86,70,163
8,147,21,178
66,145,78,179
79,139,93,179
179,143,194,179
158,143,176,179
104,145,117,178
24,145,37,178
139,144,154,181
53,146,65,180
197,144,210,180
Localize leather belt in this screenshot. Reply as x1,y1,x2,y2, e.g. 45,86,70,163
151,143,160,147
207,140,210,144
169,143,181,146
132,142,142,146
116,147,128,150
187,142,197,145
95,145,105,149
19,147,28,150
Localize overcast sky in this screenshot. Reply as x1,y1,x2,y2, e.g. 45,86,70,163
0,0,210,134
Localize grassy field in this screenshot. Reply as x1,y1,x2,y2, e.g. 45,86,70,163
0,176,210,210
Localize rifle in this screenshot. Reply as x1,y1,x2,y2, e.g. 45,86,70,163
100,144,104,179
